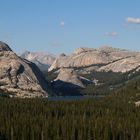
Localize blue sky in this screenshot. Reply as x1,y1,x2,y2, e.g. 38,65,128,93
0,0,140,54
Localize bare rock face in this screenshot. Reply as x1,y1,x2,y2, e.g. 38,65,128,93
0,41,49,98
49,46,139,73
54,68,85,88
99,55,140,73
21,51,56,71
0,41,12,51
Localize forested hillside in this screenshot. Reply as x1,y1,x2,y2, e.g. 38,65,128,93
0,93,140,140
113,72,140,102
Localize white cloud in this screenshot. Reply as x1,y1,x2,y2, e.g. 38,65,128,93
126,17,140,24
60,21,65,27
104,32,118,37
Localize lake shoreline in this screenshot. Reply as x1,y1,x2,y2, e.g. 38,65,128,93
46,95,105,101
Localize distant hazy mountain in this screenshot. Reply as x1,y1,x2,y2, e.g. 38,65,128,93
21,51,56,71
0,41,50,98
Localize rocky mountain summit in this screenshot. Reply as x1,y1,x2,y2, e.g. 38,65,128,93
0,41,49,98
51,68,91,96
49,46,140,73
21,51,56,71
54,68,85,88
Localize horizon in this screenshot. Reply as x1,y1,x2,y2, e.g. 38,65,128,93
16,45,140,56
1,0,140,54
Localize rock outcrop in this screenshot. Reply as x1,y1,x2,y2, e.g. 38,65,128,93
51,68,93,96
21,51,56,71
49,46,140,73
0,41,49,98
99,55,140,73
54,68,85,88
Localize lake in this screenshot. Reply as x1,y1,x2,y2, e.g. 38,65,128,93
46,95,105,101
0,92,105,101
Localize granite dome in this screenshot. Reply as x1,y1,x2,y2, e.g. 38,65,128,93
0,41,12,51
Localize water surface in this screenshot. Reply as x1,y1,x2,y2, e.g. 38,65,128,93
47,95,104,101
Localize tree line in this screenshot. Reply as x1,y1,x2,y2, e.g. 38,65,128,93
0,96,139,140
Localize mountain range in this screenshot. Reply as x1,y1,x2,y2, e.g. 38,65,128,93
21,51,56,71
49,46,140,73
0,41,140,98
46,46,140,96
